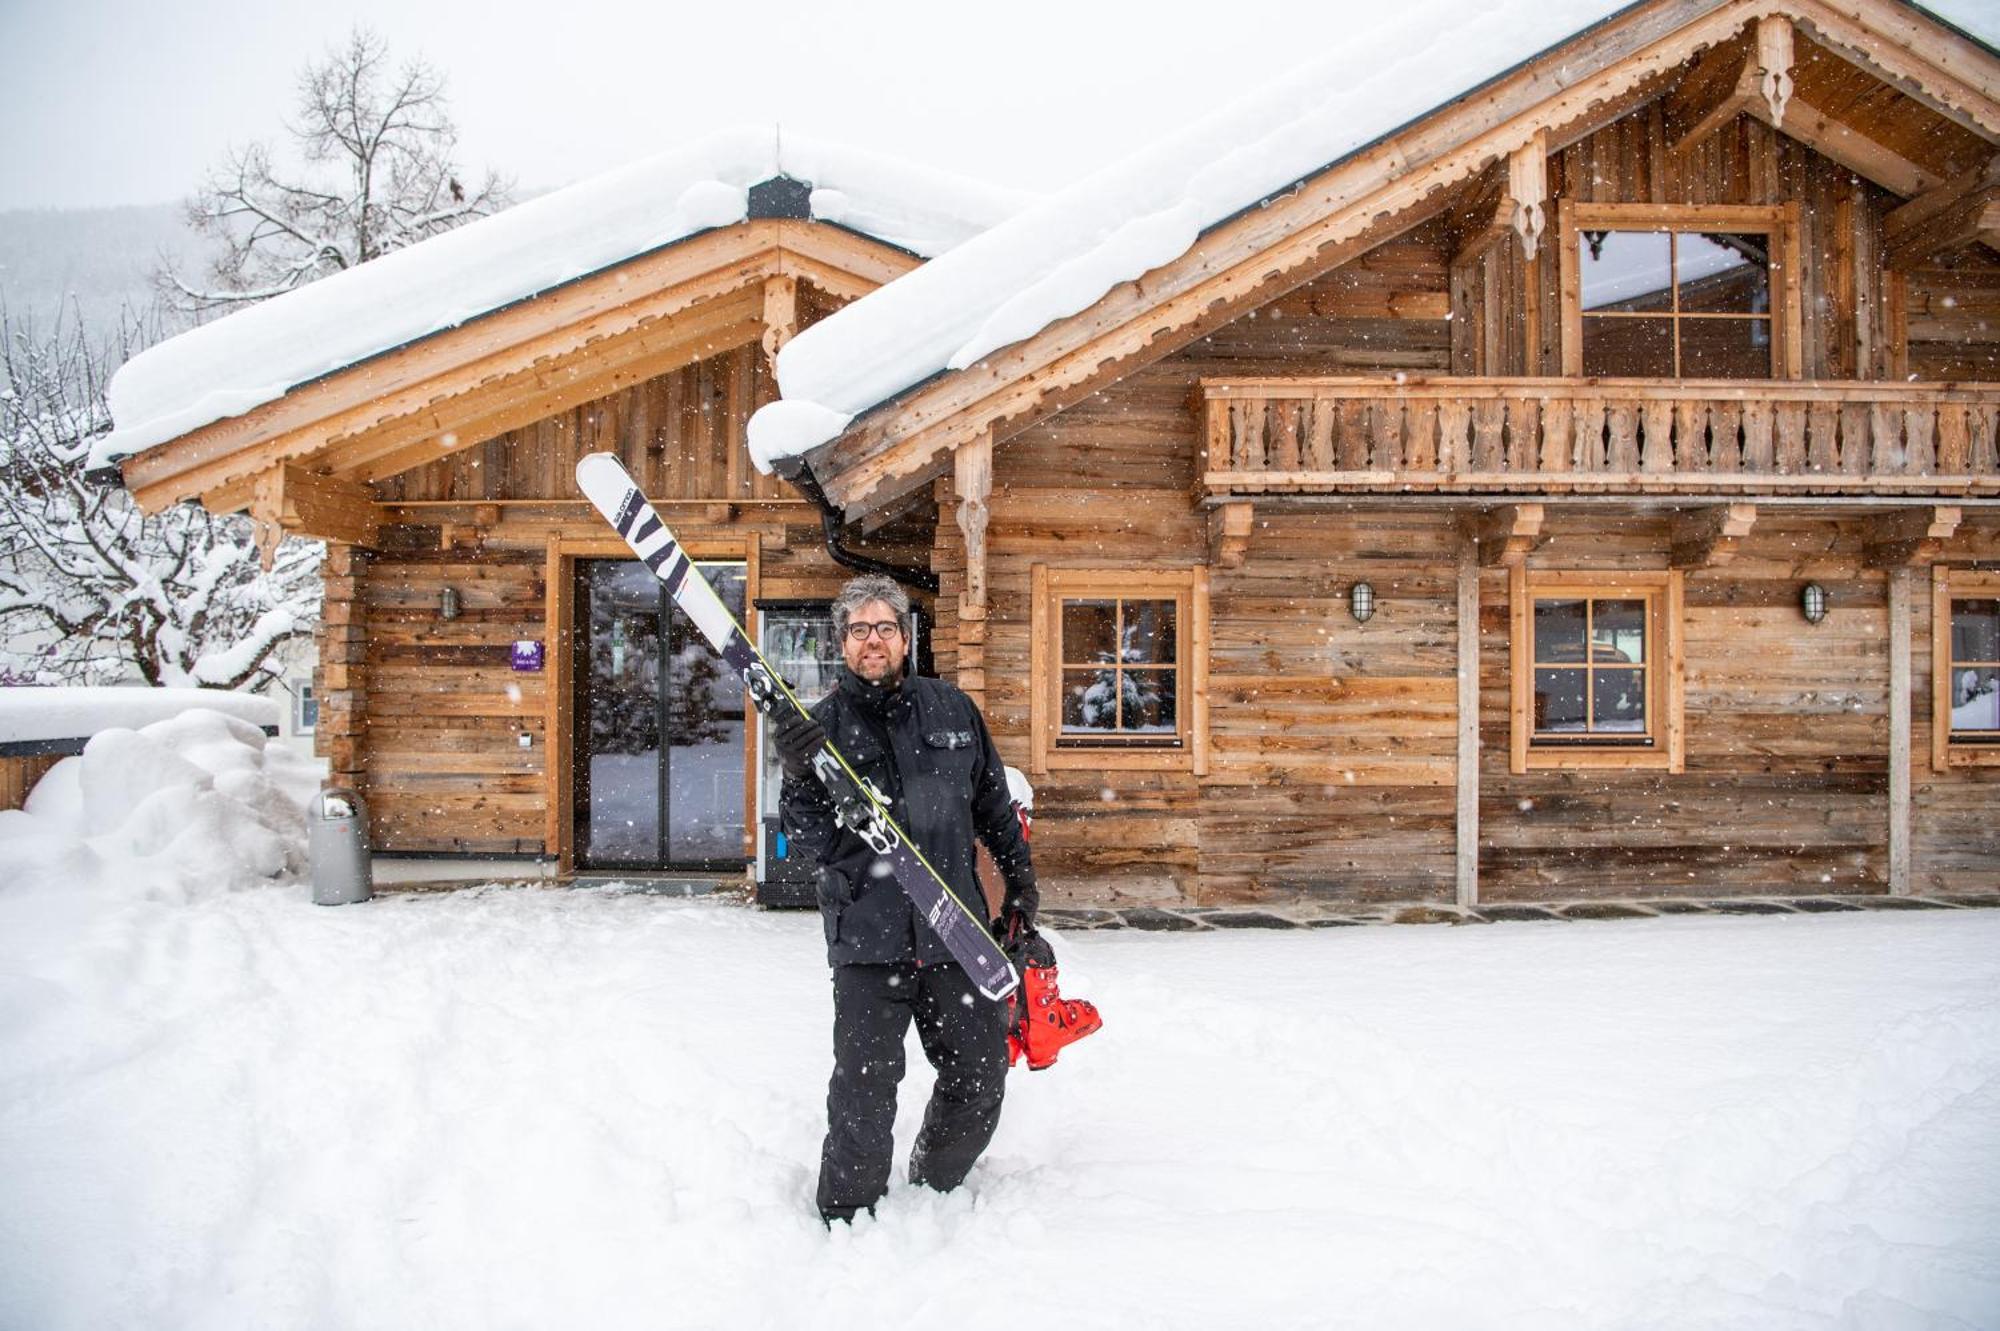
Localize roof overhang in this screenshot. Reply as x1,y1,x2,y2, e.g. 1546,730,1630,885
796,0,2000,519
117,219,921,520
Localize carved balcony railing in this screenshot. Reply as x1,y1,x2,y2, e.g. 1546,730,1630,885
1196,378,2000,496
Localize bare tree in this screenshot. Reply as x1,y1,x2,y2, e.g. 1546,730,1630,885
0,308,320,688
160,26,511,318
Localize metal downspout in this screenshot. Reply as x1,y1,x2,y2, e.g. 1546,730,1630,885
776,459,939,595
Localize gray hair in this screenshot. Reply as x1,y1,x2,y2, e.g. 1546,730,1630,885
831,574,911,642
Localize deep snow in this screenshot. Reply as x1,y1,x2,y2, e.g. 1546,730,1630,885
0,686,278,745
1,881,1996,1330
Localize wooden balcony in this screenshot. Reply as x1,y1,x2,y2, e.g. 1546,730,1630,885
1196,378,2000,497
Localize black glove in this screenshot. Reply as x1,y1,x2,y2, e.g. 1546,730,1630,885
992,905,1033,944
772,707,826,777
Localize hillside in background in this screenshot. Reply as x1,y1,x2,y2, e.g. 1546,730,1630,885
0,203,214,342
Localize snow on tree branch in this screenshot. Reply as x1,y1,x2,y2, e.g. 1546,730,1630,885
0,308,321,689
158,26,512,320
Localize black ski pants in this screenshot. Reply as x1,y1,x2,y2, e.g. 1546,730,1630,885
816,960,1008,1221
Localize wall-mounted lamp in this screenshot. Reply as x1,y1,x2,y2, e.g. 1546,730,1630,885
1800,582,1828,625
440,586,462,621
1350,581,1376,623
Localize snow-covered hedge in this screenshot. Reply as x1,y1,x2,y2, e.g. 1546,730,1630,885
0,708,318,902
0,686,279,746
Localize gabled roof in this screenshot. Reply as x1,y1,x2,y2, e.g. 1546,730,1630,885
751,0,2000,515
96,128,1034,472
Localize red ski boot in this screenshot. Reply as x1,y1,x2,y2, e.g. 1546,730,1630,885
1004,931,1103,1071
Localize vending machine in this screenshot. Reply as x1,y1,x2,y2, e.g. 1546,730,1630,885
754,602,841,906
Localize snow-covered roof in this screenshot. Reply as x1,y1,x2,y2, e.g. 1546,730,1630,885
96,128,1035,470
749,0,2000,473
0,686,278,748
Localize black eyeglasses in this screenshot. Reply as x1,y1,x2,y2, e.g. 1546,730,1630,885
844,621,903,642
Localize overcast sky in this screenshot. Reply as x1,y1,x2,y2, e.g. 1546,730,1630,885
1,0,1413,211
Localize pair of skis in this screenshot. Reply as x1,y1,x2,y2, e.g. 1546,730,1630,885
575,452,1018,1002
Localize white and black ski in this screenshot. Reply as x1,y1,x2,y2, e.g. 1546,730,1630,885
574,452,1018,1001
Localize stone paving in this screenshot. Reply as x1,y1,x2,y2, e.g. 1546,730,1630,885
369,865,2000,930
1037,893,2000,931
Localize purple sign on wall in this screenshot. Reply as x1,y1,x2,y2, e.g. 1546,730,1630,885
511,640,545,672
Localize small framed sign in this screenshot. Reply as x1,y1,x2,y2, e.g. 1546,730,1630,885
511,640,545,672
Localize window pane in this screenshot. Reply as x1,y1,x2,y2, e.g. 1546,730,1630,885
1121,599,1177,665
1593,599,1647,664
1062,668,1120,732
1581,230,1672,312
1124,668,1179,733
1952,599,2000,664
1581,315,1674,377
1677,233,1769,314
1062,600,1117,664
1534,599,1587,662
1535,668,1587,732
1949,666,2000,732
1593,667,1648,732
1679,317,1772,379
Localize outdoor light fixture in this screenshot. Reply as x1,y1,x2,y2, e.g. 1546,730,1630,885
1350,581,1376,623
1800,582,1828,625
440,586,462,621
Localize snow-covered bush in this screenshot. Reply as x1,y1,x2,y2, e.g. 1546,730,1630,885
0,707,319,902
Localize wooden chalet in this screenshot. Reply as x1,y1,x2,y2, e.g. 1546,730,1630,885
768,0,2000,905
107,2,2000,908
103,149,1017,887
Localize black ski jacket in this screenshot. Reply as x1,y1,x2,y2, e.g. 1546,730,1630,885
781,668,1037,968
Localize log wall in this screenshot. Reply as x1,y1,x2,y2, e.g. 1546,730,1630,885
1907,249,2000,382
0,754,63,813
325,336,898,856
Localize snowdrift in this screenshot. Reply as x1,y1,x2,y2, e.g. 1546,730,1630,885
0,706,318,903
1,887,1996,1330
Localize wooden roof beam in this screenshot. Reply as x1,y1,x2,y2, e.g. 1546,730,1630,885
1864,505,1962,568
760,274,799,364
1664,31,1761,154
1755,15,1795,127
1742,89,1940,198
1788,0,2000,144
1885,155,2000,270
1474,503,1546,568
1453,133,1551,266
280,466,383,548
1669,502,1757,567
241,465,384,565
1664,17,1944,197
1208,501,1255,570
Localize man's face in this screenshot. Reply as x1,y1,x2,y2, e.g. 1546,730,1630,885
841,598,908,683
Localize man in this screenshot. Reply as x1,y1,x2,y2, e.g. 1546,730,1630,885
773,573,1038,1225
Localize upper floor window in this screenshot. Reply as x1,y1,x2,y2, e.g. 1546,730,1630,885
1932,568,2000,769
1561,204,1801,380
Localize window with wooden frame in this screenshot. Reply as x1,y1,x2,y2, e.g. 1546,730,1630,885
1030,566,1208,774
1510,567,1684,773
1931,567,2000,769
1560,203,1803,380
